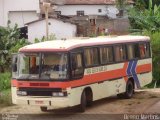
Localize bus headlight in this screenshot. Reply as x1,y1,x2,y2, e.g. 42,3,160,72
52,92,67,97
17,91,27,96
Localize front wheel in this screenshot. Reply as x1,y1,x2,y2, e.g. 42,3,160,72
40,107,47,112
78,91,87,112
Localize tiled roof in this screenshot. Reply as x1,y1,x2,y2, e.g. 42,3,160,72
63,0,134,5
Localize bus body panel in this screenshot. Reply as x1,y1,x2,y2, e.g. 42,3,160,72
11,36,152,110
11,58,152,108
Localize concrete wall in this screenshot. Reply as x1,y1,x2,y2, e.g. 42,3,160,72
57,5,120,18
0,0,40,27
100,18,130,34
8,11,39,28
76,18,130,37
0,0,4,26
28,19,77,43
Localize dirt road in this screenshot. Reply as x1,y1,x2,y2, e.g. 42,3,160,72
0,89,160,120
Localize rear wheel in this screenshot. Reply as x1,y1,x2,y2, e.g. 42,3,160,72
117,80,134,99
40,107,47,112
117,93,124,98
124,80,134,99
78,91,87,112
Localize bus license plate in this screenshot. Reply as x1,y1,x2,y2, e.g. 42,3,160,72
35,100,44,104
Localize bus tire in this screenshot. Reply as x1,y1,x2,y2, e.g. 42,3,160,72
78,91,87,112
40,107,47,112
117,93,125,98
86,88,93,107
124,80,134,99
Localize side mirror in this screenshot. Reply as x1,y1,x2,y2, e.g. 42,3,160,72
12,63,17,72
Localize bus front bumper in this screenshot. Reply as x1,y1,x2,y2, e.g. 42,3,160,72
15,96,71,109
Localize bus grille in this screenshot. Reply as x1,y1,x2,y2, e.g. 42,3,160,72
18,88,61,96
30,83,49,87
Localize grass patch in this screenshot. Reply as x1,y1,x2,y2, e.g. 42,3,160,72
0,89,12,107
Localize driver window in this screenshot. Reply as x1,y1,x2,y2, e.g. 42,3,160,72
71,53,84,79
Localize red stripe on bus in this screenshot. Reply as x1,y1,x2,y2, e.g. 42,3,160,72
136,64,152,74
12,63,151,89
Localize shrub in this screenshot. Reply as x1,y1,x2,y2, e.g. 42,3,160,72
0,72,11,91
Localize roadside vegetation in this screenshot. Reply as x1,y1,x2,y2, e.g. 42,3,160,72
0,22,28,107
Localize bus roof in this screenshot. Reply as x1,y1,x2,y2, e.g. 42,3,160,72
19,35,150,52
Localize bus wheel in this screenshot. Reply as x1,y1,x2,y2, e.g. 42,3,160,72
124,80,134,99
40,107,47,112
117,93,124,98
86,88,93,106
78,91,87,112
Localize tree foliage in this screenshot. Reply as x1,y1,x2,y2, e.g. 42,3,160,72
116,0,127,10
0,22,28,72
128,0,160,32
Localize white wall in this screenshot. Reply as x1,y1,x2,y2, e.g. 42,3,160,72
57,5,119,18
0,0,4,26
0,0,40,27
28,19,77,43
8,11,39,28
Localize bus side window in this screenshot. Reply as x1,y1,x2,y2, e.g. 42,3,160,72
114,45,126,62
134,44,140,59
139,43,150,58
71,53,84,79
127,44,135,60
100,46,114,64
84,48,99,67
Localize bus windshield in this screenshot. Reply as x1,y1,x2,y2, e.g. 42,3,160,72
17,52,69,80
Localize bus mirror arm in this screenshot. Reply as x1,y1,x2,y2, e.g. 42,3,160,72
12,63,17,72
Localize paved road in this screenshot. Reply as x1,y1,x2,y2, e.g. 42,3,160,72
0,89,160,120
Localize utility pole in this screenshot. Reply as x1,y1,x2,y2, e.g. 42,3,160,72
42,0,66,41
43,2,51,41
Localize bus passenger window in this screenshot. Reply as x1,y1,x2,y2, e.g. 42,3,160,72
114,45,126,62
71,53,84,79
127,44,135,60
139,43,150,58
100,46,114,64
84,48,99,67
134,44,140,58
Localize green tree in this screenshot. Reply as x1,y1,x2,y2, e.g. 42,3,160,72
128,0,160,32
0,22,28,72
116,0,127,17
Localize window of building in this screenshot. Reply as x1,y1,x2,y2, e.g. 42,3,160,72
71,53,84,78
98,9,102,13
42,14,45,18
89,19,96,26
114,45,126,62
100,46,114,64
139,43,150,58
77,11,85,16
84,48,99,66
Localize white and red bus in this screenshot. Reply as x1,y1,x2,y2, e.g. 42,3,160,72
11,35,152,112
